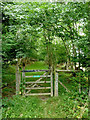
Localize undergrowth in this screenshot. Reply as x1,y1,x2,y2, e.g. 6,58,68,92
2,61,89,118
2,93,88,118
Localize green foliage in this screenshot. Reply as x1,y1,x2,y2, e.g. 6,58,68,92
2,93,88,118
57,71,88,118
2,2,89,69
2,95,41,118
70,71,88,93
2,65,16,97
20,76,25,95
61,94,88,118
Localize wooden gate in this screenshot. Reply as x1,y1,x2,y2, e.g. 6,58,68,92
22,69,53,97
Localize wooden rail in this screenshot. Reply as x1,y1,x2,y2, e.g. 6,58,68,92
25,81,51,84
25,93,51,96
25,87,51,90
56,70,79,72
25,75,51,78
21,70,49,72
58,80,70,92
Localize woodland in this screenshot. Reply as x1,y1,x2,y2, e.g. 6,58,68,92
1,1,89,119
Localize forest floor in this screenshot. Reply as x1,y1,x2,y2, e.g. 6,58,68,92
2,61,88,119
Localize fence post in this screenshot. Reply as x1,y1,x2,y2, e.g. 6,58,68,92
16,61,20,95
55,72,58,96
51,67,53,97
18,70,21,92
22,66,25,95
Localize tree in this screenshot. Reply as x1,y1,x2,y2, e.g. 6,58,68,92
2,1,89,70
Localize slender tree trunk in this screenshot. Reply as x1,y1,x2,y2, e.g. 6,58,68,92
48,33,52,69
68,24,77,70
78,48,81,69
43,29,50,70
61,37,71,69
72,41,76,70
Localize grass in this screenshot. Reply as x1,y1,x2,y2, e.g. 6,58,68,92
25,61,48,70
2,61,88,118
2,65,16,98
2,93,88,118
2,95,67,118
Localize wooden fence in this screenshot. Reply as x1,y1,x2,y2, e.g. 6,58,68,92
55,70,79,96
16,67,79,97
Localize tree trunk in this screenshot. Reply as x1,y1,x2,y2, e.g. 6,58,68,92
61,37,71,69
68,24,77,70
78,48,81,69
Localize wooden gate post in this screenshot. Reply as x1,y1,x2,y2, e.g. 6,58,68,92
18,70,21,92
22,66,25,95
51,67,53,97
55,72,58,96
16,61,20,95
